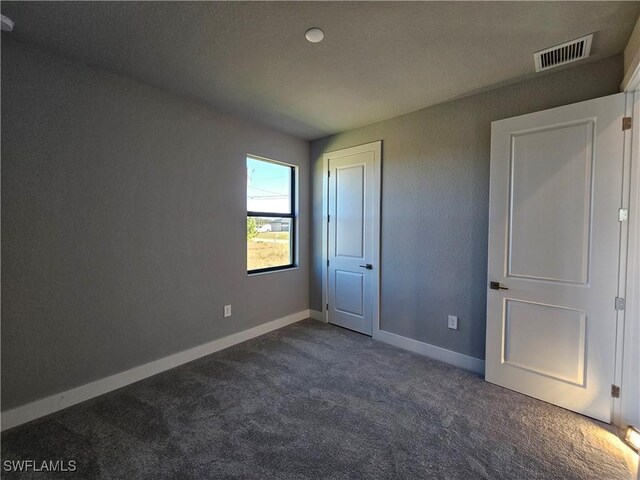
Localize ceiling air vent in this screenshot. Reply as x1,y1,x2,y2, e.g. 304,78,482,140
534,34,593,72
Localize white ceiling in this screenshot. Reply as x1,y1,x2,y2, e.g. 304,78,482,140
2,1,639,140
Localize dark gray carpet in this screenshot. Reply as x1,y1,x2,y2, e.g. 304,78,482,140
1,319,632,479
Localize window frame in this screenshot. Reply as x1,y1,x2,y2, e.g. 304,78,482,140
246,155,297,274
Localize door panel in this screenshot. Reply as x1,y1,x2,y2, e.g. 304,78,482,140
508,121,593,283
334,270,364,316
326,142,380,335
503,299,586,386
486,93,624,422
335,165,365,258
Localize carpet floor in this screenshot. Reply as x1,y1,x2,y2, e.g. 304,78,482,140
1,319,633,479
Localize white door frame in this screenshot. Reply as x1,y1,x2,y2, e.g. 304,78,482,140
613,84,640,429
321,141,382,336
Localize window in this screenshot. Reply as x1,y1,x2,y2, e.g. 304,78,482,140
247,156,296,273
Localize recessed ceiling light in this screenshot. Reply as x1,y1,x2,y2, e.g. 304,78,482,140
1,14,15,32
305,28,324,43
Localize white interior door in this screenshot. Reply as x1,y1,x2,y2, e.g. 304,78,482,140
325,142,381,335
485,93,625,422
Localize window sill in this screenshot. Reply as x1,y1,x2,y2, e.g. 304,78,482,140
247,266,299,277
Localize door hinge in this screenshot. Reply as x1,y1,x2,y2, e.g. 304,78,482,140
328,171,330,178
619,208,629,222
615,297,626,311
327,214,330,223
326,303,329,310
623,117,632,131
611,384,620,398
327,259,329,267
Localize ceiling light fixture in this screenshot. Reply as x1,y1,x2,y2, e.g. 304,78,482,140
305,28,324,43
1,14,14,32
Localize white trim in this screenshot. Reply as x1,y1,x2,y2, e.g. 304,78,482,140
0,310,310,432
309,309,325,322
322,141,382,335
321,151,329,323
622,61,640,93
375,329,485,376
372,142,382,337
615,91,640,430
613,93,634,427
622,15,640,93
622,49,640,93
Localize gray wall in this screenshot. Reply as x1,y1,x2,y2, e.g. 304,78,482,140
1,39,309,410
310,55,623,361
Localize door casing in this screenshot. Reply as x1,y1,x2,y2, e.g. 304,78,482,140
612,91,639,429
321,141,382,335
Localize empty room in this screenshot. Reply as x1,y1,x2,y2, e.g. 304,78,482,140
2,1,640,479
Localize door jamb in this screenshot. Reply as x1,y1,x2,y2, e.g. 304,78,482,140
612,89,640,429
321,141,382,336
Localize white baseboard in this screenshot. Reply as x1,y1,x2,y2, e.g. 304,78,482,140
1,310,310,432
374,329,485,375
309,309,324,322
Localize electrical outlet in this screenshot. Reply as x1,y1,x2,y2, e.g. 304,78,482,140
448,315,458,330
224,305,232,318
